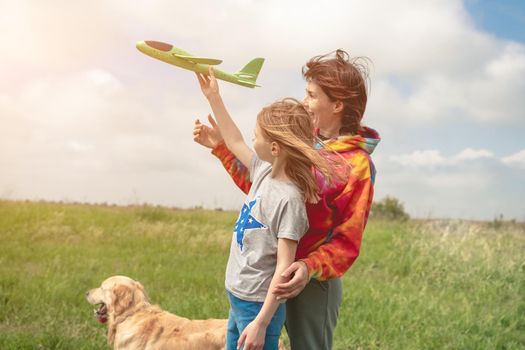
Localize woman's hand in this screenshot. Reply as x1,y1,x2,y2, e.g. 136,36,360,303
273,261,309,299
196,66,220,100
193,114,223,149
237,320,266,350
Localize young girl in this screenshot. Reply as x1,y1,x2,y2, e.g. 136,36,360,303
196,67,331,350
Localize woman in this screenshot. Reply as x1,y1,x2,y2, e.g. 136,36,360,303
193,49,380,350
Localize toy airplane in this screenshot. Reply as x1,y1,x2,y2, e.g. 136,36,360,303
136,41,264,88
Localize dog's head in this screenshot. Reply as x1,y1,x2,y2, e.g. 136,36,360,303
86,275,149,325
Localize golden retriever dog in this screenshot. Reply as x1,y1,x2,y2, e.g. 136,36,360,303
86,275,227,350
87,276,287,350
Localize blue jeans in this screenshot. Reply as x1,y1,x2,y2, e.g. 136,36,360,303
226,291,286,350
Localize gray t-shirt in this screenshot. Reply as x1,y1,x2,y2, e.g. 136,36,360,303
225,155,308,302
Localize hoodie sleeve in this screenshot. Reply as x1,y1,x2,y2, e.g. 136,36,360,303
211,141,252,194
301,152,374,281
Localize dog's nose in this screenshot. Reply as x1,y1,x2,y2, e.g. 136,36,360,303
85,291,89,297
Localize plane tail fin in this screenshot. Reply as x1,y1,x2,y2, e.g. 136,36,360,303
234,58,265,85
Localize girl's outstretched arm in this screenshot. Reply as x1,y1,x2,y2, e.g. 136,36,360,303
196,67,253,168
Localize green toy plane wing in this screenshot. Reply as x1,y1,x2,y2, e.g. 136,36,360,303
172,54,223,65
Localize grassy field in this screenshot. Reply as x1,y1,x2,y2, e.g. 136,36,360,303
0,200,523,349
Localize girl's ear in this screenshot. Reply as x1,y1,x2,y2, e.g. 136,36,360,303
333,100,344,114
271,142,281,156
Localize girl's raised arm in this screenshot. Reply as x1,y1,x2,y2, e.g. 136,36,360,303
196,67,253,168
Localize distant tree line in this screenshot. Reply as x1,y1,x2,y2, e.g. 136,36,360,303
370,196,410,221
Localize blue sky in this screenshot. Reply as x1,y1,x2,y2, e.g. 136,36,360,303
0,0,524,221
467,0,525,42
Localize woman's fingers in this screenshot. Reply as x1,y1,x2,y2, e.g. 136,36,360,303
193,118,206,141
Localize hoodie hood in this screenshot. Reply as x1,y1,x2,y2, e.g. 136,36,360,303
315,126,380,154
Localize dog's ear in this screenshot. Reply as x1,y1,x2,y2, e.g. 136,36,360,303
112,284,134,316
134,281,149,302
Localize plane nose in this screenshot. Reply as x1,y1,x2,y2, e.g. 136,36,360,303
145,40,173,52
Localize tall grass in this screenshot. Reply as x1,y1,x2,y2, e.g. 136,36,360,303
0,200,523,349
340,219,525,349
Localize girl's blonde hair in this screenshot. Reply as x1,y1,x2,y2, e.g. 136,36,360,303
257,98,331,204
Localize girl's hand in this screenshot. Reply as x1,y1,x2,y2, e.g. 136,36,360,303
237,320,266,350
196,66,220,100
193,114,223,149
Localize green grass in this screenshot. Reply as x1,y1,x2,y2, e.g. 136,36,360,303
0,200,523,349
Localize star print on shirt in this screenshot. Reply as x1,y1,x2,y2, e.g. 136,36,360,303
234,198,265,250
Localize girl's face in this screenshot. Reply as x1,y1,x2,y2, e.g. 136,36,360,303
303,80,338,131
252,122,273,162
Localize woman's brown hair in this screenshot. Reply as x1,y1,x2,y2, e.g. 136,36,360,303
302,49,371,135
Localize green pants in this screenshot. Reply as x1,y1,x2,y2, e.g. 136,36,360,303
285,278,343,350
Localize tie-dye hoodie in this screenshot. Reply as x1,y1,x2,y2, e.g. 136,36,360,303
212,126,380,281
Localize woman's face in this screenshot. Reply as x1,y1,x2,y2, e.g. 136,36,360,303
303,80,338,130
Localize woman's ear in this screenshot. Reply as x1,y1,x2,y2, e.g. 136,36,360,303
333,100,344,114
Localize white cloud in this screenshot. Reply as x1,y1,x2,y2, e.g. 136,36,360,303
375,150,524,220
502,149,525,169
486,43,525,78
389,150,447,167
369,40,525,130
453,148,494,161
389,148,494,167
